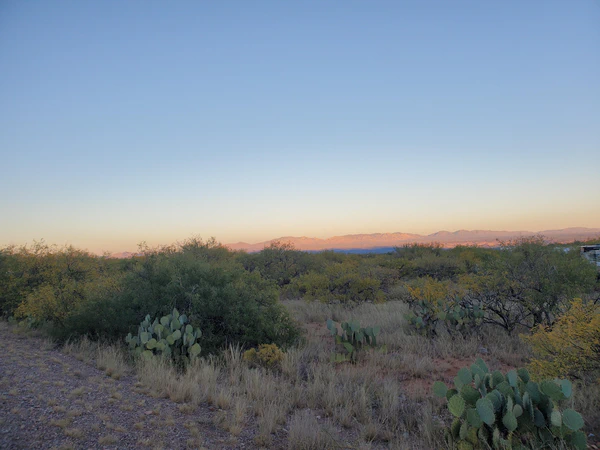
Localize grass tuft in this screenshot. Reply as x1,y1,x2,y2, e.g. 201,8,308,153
98,434,118,445
96,344,128,379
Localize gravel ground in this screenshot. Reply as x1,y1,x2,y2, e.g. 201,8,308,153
0,323,261,450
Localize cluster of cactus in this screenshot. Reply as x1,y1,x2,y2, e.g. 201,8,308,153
405,298,441,337
125,308,202,364
406,297,484,338
433,358,587,450
326,319,382,363
441,301,484,337
243,343,284,370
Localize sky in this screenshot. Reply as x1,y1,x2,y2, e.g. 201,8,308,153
1,0,599,254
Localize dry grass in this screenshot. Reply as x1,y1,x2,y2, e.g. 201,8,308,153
231,397,247,429
64,427,84,439
572,380,600,432
50,418,72,429
36,297,585,449
177,403,195,414
130,329,442,446
68,387,85,398
287,409,333,450
96,344,128,379
136,356,212,404
214,386,233,409
98,434,118,445
110,389,123,400
55,445,75,450
66,409,82,418
62,336,96,363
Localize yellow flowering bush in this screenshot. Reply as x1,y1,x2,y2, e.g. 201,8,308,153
523,298,600,380
406,276,453,304
243,343,284,369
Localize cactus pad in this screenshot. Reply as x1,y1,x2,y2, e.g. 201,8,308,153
562,409,584,431
448,394,466,418
433,381,448,398
502,411,518,432
476,397,495,426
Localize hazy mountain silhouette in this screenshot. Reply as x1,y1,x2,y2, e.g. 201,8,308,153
226,227,600,252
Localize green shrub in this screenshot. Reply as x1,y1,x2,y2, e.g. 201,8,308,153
409,254,464,280
111,247,300,354
433,358,587,449
393,243,444,259
6,243,117,330
55,240,300,354
0,246,26,317
289,260,385,304
239,241,316,288
463,237,597,333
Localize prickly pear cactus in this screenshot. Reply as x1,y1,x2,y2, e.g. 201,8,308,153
405,299,441,337
125,308,202,364
326,319,384,363
442,301,485,337
406,297,485,338
432,358,587,450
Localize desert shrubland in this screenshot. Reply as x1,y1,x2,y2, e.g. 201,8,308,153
1,235,599,448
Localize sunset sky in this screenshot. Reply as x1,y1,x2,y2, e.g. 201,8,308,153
1,1,599,254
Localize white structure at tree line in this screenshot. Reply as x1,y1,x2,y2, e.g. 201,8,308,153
581,244,600,267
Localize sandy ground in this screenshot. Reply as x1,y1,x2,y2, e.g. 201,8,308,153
0,324,258,450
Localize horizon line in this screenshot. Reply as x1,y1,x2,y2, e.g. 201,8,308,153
225,226,600,245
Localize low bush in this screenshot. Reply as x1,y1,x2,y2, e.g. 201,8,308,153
243,343,284,370
288,261,385,304
115,249,300,355
238,241,316,287
523,298,600,381
55,241,301,354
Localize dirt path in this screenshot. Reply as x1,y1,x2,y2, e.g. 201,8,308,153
0,324,255,450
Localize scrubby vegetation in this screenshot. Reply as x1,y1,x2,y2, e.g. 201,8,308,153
2,238,300,355
1,235,599,448
523,298,600,382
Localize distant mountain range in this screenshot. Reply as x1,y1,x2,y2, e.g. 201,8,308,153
106,228,600,257
109,252,142,258
225,227,600,253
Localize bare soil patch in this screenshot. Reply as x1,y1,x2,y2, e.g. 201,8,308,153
0,324,251,450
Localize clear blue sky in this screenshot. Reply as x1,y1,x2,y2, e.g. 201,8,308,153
1,0,599,253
